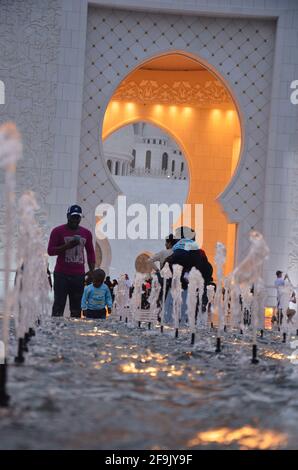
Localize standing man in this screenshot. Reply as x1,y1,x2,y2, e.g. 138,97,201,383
274,270,287,288
47,205,95,318
274,270,288,326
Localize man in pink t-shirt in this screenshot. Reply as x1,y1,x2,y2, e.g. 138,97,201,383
47,205,96,318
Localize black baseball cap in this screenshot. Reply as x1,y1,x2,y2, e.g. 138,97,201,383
67,204,82,217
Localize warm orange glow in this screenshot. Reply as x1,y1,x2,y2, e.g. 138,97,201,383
265,307,274,318
102,54,242,274
111,100,120,110
125,102,135,112
153,104,163,114
183,106,192,116
211,108,221,119
187,426,287,449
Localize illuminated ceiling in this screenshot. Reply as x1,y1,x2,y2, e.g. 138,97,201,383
112,53,232,107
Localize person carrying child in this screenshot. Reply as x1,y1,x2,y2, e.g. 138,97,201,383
81,268,112,319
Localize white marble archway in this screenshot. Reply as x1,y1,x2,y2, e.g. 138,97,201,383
78,6,275,263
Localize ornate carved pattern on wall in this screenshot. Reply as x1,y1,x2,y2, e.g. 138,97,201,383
79,7,275,261
0,0,61,232
113,79,231,106
287,165,298,276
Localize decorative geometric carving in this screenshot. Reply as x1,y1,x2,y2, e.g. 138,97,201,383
113,78,231,106
288,167,298,273
0,0,60,234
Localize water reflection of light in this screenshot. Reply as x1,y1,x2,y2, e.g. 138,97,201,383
120,362,158,377
187,426,287,449
167,366,183,377
263,351,287,361
94,357,112,369
120,360,184,378
120,353,139,360
78,328,119,338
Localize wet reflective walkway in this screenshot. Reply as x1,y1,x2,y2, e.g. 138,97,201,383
0,318,298,449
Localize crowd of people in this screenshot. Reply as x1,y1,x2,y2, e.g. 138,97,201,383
47,203,296,326
47,204,214,322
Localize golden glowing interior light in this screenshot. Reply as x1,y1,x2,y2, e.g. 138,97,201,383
211,108,221,119
153,104,163,114
111,100,119,111
183,106,192,116
169,105,177,114
187,426,287,450
125,102,135,112
226,109,234,120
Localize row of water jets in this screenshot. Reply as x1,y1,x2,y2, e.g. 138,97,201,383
112,234,298,363
0,123,51,407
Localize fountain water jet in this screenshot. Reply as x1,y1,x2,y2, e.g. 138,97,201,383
214,242,226,353
187,267,203,345
206,284,215,329
232,231,269,364
159,263,172,334
171,265,183,338
0,123,22,407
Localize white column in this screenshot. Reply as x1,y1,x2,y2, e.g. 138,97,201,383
263,10,298,298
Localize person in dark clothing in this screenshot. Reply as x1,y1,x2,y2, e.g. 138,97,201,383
164,226,213,323
105,276,113,293
111,279,118,302
166,227,212,284
47,205,96,318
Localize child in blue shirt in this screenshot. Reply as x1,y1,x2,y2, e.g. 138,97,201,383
81,268,112,319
